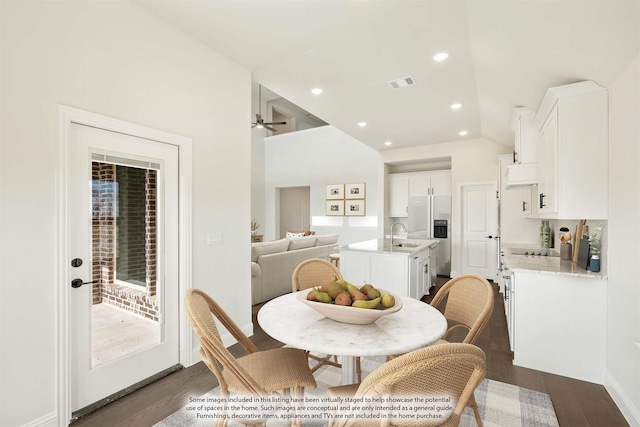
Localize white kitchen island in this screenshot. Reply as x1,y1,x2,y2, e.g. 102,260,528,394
339,238,439,299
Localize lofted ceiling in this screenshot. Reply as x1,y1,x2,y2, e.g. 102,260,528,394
136,0,639,151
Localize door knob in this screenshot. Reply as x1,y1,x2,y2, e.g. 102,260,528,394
484,235,493,239
71,278,97,288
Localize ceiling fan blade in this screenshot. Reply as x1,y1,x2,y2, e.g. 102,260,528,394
251,124,257,128
264,121,287,125
265,125,277,132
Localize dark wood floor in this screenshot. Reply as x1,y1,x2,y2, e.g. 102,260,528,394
74,278,629,427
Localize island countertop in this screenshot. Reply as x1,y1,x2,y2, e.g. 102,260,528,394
340,238,438,256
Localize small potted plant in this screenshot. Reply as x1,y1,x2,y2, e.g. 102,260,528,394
588,223,602,272
251,220,262,243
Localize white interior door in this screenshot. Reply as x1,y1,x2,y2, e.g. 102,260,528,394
461,182,497,280
69,123,180,414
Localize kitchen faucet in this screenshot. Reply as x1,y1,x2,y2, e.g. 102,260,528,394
390,222,408,246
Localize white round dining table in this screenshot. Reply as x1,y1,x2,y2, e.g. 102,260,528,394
257,292,447,385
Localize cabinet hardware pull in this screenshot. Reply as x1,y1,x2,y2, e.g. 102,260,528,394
522,201,527,212
539,192,546,209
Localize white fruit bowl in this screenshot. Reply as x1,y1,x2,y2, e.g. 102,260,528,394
296,288,403,325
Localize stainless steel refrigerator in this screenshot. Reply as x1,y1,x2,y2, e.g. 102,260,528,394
406,195,452,276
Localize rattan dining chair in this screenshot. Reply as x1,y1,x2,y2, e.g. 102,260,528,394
184,288,316,427
291,258,363,381
429,274,494,346
291,258,343,293
327,343,487,427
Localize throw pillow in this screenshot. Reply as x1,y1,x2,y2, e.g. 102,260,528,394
286,231,306,238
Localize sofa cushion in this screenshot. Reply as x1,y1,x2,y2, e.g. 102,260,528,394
251,238,290,262
315,233,339,246
287,235,317,250
286,231,306,238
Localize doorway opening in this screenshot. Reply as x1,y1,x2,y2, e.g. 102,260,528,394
278,186,310,238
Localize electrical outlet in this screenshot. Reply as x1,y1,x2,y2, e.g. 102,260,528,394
207,232,223,246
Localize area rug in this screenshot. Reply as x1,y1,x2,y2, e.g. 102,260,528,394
156,356,559,427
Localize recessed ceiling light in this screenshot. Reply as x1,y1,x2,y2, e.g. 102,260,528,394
358,122,367,127
311,88,323,95
433,52,449,62
451,103,462,110
384,141,392,146
459,130,468,136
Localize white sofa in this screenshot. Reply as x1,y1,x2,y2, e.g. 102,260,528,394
251,234,339,305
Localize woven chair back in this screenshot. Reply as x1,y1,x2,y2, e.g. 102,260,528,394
291,258,343,292
184,288,265,396
337,343,486,427
430,274,494,344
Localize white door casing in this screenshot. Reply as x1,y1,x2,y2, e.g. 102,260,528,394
460,182,497,280
57,105,192,425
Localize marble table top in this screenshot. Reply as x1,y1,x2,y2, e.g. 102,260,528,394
257,292,447,358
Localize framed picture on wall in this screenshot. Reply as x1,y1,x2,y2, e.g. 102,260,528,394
345,182,366,199
345,199,366,216
326,200,344,216
326,184,344,200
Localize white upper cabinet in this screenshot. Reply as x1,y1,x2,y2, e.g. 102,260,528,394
389,174,410,217
533,81,608,219
512,107,538,164
428,173,452,196
388,171,452,217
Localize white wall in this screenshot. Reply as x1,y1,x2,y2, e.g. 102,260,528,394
606,54,640,425
264,125,379,244
251,83,267,238
0,2,251,426
380,139,512,276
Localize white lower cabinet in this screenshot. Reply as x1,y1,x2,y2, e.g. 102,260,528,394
341,248,431,299
511,270,606,384
501,269,515,352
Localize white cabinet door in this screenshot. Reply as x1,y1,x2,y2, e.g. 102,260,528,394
512,107,537,164
521,188,536,218
537,105,558,214
409,175,430,197
504,271,515,352
389,175,409,217
430,173,452,196
409,249,430,299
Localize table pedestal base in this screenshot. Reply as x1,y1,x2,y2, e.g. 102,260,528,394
339,356,358,385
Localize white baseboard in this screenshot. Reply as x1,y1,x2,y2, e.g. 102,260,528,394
20,411,57,427
188,322,254,366
605,369,640,427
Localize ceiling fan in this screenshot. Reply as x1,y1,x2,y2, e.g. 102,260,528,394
252,84,287,132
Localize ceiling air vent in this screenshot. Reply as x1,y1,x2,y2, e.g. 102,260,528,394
388,75,416,89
